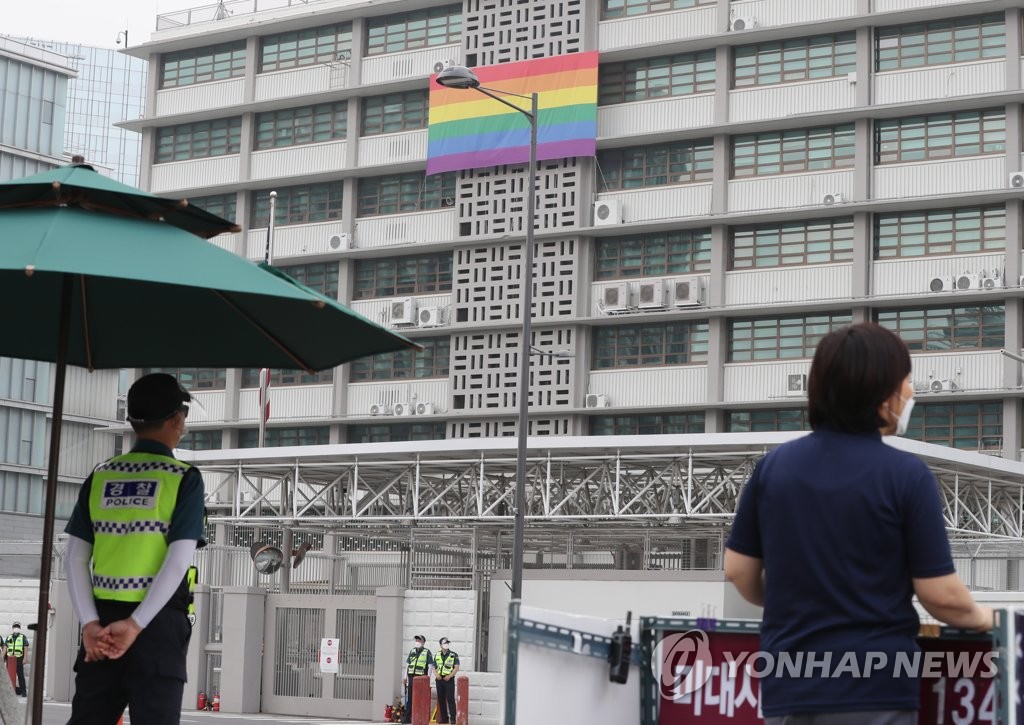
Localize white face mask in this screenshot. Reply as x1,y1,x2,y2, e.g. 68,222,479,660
894,395,915,436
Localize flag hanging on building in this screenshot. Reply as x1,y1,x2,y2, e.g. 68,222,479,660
426,51,598,175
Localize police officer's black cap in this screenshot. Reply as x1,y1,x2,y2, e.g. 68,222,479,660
127,373,192,423
439,637,450,645
414,634,425,643
11,623,19,628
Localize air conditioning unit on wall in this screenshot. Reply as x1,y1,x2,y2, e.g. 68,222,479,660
369,403,386,416
593,199,622,227
418,307,444,328
982,271,1003,289
730,16,757,31
602,283,631,313
1010,172,1024,188
672,277,704,307
390,297,417,326
328,232,349,251
928,276,954,293
637,280,665,309
956,273,981,291
822,192,845,206
585,393,609,408
393,402,415,416
786,374,807,396
930,379,958,393
416,402,435,415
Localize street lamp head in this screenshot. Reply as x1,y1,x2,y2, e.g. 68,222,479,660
435,65,481,90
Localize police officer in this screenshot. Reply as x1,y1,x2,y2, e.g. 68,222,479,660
434,637,460,724
64,373,205,725
4,623,28,696
401,634,432,723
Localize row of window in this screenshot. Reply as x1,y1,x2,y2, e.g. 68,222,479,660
188,200,1005,286
175,401,1001,451
591,306,1007,368
160,6,461,88
153,301,1011,399
596,108,1005,188
591,403,1001,450
593,205,1006,277
157,92,429,162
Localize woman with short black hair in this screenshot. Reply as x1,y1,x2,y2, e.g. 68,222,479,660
725,322,991,725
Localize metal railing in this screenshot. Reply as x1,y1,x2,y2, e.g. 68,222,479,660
156,0,337,31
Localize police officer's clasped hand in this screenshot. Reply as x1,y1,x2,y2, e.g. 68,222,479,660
102,618,143,660
82,621,109,663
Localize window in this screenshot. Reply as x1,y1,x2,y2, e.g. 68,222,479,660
250,182,344,227
729,313,852,361
260,23,353,72
590,413,705,435
875,109,1005,164
596,229,711,280
730,217,854,269
361,90,429,135
732,124,855,178
348,423,447,443
599,51,715,105
238,426,331,448
906,402,1002,450
155,118,242,162
254,102,347,149
278,262,339,299
353,254,453,299
593,321,710,368
734,33,856,88
350,337,450,381
240,368,334,387
140,367,226,390
874,206,1006,258
178,430,222,451
160,42,246,88
876,14,1005,72
876,305,1004,350
357,172,456,216
366,5,461,55
601,0,715,20
727,409,810,432
187,193,237,222
598,140,714,190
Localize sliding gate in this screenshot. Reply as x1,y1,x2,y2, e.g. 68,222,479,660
262,594,378,718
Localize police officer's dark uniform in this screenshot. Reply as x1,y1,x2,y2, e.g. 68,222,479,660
434,637,460,724
5,623,28,695
402,634,433,723
64,374,205,725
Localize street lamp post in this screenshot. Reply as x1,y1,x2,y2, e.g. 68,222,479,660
435,65,537,601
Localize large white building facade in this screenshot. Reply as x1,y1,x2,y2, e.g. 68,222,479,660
102,0,1024,718
127,0,1024,458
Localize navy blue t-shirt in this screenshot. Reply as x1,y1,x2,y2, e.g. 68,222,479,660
726,428,954,717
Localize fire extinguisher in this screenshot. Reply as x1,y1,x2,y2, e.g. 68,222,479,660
385,704,393,721
197,692,207,710
212,692,221,712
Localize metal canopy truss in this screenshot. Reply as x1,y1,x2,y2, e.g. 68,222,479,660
187,432,1024,542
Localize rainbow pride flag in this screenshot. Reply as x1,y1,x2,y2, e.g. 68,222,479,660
426,51,598,175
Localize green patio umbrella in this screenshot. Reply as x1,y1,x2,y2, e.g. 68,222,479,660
0,164,418,723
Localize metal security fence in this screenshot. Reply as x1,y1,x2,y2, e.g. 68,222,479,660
333,608,375,701
273,607,324,698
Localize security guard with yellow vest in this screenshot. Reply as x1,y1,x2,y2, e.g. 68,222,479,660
64,373,205,725
434,637,460,724
401,634,433,724
4,623,28,695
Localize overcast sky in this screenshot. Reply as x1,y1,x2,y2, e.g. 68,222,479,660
5,0,203,49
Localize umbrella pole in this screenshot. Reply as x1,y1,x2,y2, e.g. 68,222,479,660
30,275,71,725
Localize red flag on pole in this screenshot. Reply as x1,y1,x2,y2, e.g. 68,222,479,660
258,368,271,446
